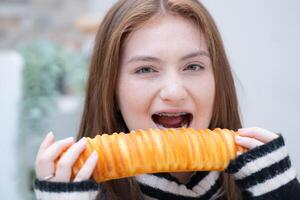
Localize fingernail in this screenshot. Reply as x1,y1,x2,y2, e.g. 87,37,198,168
47,131,54,137
92,151,98,158
235,135,243,141
238,129,248,135
78,137,86,146
79,137,86,143
66,137,74,142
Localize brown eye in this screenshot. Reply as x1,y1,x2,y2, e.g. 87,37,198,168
184,64,204,71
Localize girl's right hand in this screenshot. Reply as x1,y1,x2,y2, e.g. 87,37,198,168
35,132,98,182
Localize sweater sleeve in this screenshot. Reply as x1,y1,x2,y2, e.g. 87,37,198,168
33,179,100,200
226,134,300,200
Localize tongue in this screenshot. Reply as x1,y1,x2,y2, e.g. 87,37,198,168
156,115,185,128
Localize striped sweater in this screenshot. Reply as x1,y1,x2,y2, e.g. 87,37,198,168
34,135,300,200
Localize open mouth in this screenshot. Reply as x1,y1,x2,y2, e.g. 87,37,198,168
151,112,193,129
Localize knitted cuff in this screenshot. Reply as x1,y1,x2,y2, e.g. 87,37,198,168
226,135,299,199
33,179,100,200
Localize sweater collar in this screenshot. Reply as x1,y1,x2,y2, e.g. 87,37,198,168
135,171,224,200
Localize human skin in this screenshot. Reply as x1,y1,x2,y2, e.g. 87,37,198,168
116,13,278,183
117,13,215,132
34,14,278,184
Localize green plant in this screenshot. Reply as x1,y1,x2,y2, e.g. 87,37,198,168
17,40,88,199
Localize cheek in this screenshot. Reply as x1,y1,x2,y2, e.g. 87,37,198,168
202,78,215,111
190,73,215,100
203,80,215,107
117,76,153,115
117,76,157,130
192,89,215,129
189,74,215,116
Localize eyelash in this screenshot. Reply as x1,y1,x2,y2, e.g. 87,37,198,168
134,66,157,74
134,64,204,74
184,64,204,71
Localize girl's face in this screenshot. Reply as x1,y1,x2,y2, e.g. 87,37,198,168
117,14,215,131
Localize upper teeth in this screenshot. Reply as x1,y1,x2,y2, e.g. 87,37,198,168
156,112,188,117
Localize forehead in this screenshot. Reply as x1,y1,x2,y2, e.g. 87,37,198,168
121,14,208,60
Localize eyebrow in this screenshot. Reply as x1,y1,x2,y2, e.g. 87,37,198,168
126,50,210,64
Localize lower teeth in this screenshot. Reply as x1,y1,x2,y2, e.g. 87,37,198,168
156,121,189,129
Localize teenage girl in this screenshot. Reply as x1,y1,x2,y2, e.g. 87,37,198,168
33,0,300,199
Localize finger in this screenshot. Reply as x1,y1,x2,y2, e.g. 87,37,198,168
235,135,264,150
43,137,74,161
35,137,74,180
37,131,55,157
238,127,278,143
54,138,87,182
73,151,98,182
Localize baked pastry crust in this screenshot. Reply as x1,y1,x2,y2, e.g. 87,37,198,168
69,128,246,182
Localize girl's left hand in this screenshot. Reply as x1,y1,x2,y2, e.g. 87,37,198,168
236,127,279,150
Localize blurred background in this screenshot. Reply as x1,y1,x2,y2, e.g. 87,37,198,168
0,0,299,199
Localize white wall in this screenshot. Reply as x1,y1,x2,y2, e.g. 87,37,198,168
0,52,23,199
201,0,300,173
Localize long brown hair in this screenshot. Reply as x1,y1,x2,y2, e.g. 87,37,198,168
77,0,242,199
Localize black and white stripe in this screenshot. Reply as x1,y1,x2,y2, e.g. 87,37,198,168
135,171,224,200
33,179,99,200
226,135,298,198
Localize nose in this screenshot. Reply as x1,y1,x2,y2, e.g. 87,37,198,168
159,76,188,105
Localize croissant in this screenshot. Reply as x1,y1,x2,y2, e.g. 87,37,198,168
69,128,246,183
